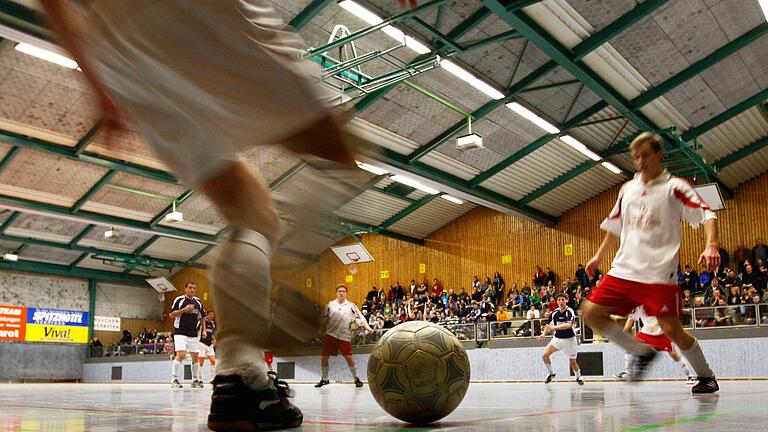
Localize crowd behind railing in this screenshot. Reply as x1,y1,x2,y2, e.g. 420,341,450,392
88,240,768,356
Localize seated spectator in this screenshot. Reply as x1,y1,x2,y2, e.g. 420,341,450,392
693,297,712,327
705,289,724,307
479,294,495,315
445,309,459,332
575,264,589,288
698,264,712,289
713,298,734,326
520,282,532,296
496,306,510,335
120,329,132,345
458,287,469,303
704,277,726,302
471,276,481,292
514,305,541,337
508,292,523,317
727,286,742,306
366,286,378,302
530,289,542,310
471,286,483,302
741,262,757,293
682,289,693,309
90,337,103,357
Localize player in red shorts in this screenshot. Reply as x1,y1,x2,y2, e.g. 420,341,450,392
583,132,720,393
615,306,695,384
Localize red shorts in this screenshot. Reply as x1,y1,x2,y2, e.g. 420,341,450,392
588,274,681,318
635,332,673,352
321,335,352,357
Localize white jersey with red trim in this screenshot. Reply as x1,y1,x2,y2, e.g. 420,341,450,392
600,170,716,284
628,305,663,336
322,299,365,342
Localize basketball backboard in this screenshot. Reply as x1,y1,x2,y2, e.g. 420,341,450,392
330,242,374,265
145,277,177,293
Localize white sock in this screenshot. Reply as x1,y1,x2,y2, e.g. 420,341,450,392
676,359,691,377
191,362,199,382
574,369,581,379
545,362,553,374
681,340,713,377
321,366,329,381
349,365,358,380
210,364,216,378
602,325,651,356
623,353,631,372
172,360,181,381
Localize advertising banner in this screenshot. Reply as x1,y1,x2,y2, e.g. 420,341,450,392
25,307,89,344
0,304,27,341
94,316,121,332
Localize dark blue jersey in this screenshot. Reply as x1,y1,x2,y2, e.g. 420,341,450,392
550,307,576,339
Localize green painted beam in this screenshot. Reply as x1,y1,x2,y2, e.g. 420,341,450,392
132,235,160,255
68,224,95,247
714,136,768,170
0,232,200,270
269,162,307,190
519,160,599,205
504,0,544,12
444,7,491,41
71,170,117,212
0,193,217,243
0,210,20,232
189,243,217,263
288,0,332,30
571,0,667,61
379,194,439,229
681,88,768,141
519,79,581,93
0,258,147,284
0,146,19,172
69,252,89,269
630,23,768,109
409,17,464,52
0,129,179,184
73,123,102,156
407,60,558,162
0,0,50,41
337,217,425,245
149,189,195,227
459,29,521,52
88,279,96,341
469,100,607,187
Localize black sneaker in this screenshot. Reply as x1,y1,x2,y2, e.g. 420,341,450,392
545,373,556,384
691,376,719,394
627,349,657,381
171,379,183,389
576,378,584,386
314,379,330,388
207,373,302,431
354,378,363,388
192,380,204,389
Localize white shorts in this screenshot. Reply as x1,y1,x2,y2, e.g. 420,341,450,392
548,336,579,359
76,0,327,186
174,335,200,353
199,343,216,358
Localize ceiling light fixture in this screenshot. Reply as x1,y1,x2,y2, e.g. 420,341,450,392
356,161,390,175
3,253,18,261
601,162,623,174
15,43,79,70
164,201,184,223
391,174,440,195
560,136,602,161
440,194,464,204
506,102,561,134
104,227,120,238
760,0,768,22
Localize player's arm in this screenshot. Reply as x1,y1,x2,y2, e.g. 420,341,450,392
623,316,635,333
698,218,720,272
168,299,190,319
587,232,619,278
550,321,573,331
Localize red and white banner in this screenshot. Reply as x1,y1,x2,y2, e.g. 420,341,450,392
0,304,27,341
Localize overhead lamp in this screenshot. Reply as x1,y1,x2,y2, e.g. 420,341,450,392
3,253,18,262
440,195,464,204
15,43,79,70
760,0,768,22
391,174,440,195
456,116,483,151
356,161,389,175
104,227,120,238
164,200,184,223
560,136,602,161
506,102,561,134
601,162,623,174
338,0,503,99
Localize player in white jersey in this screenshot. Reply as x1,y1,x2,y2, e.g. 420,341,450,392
315,285,372,388
614,306,695,384
583,132,720,393
539,294,583,385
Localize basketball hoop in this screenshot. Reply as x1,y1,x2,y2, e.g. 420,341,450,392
157,292,166,303
347,258,359,274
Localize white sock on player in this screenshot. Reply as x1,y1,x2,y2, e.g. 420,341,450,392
574,369,581,379
623,353,631,373
172,360,181,381
349,365,358,380
210,364,216,378
681,340,713,377
321,366,329,381
191,362,199,381
602,325,651,356
545,362,554,374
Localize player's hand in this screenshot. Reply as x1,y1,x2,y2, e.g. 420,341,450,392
698,245,720,272
586,255,601,278
397,0,418,10
182,304,195,313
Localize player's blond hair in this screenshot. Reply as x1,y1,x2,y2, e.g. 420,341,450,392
629,131,663,153
336,284,347,292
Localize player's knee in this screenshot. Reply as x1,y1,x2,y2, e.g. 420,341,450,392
209,358,216,366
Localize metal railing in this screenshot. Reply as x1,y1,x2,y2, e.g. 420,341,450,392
88,342,173,358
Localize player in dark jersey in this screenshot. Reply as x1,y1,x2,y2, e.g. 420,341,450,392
169,282,206,388
198,310,217,383
539,294,583,385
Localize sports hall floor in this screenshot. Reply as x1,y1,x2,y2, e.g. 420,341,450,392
0,380,764,431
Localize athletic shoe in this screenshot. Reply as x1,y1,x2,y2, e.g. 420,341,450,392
192,380,204,389
613,371,628,380
686,376,697,385
207,373,302,431
354,378,363,388
544,373,556,384
171,379,183,389
626,349,657,381
576,378,584,386
314,379,330,388
691,376,719,394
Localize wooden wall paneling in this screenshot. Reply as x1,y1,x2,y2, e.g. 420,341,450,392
93,318,164,346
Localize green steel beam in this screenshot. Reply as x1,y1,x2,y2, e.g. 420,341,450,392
189,243,217,263
149,189,195,227
681,88,768,141
409,17,464,52
132,235,160,255
71,170,117,212
519,79,581,93
337,217,425,245
0,129,179,184
379,194,439,229
0,0,50,41
519,160,599,205
0,258,147,284
269,162,307,190
73,122,102,156
630,23,768,109
69,252,89,269
0,210,20,232
504,0,544,12
0,146,19,172
0,193,217,243
444,7,491,41
288,0,332,30
469,100,607,187
407,60,558,162
459,29,521,52
373,186,417,204
88,279,96,341
68,224,95,247
714,136,768,171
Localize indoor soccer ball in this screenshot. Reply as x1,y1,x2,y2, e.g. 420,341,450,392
367,321,470,424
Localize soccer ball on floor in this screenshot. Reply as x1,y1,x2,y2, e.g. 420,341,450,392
367,321,470,424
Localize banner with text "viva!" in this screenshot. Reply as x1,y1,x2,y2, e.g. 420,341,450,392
0,304,27,341
25,307,89,344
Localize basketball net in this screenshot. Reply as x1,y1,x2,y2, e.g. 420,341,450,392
347,258,359,274
157,292,165,303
